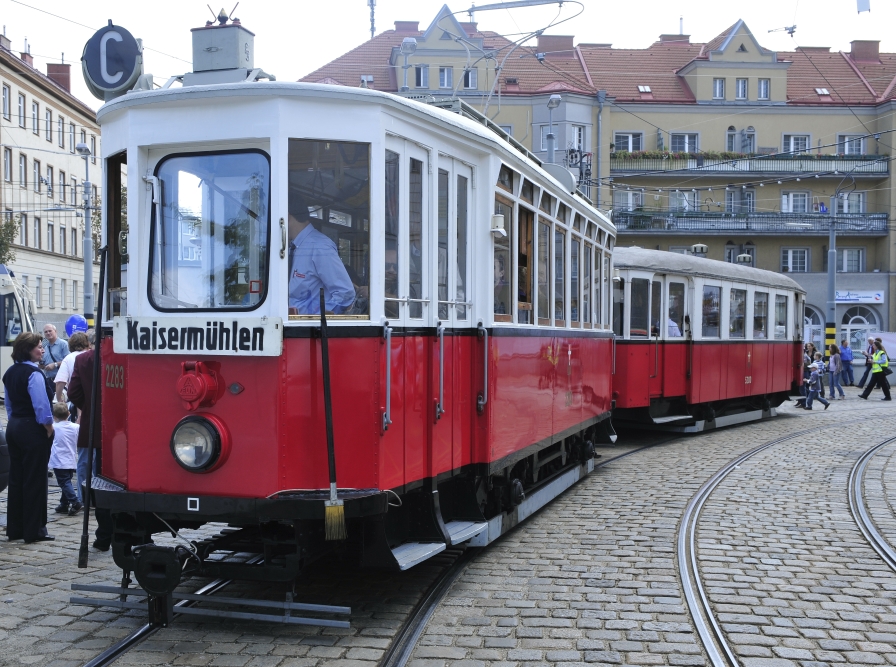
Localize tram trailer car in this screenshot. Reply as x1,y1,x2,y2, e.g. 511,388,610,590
611,247,806,431
91,19,617,592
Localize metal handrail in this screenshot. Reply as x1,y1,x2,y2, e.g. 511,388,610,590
477,322,488,415
435,321,445,422
382,324,393,432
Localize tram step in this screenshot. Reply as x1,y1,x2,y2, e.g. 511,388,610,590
650,414,693,424
391,542,447,570
444,521,488,545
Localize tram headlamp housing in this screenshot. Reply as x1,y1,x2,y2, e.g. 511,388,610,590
171,415,223,473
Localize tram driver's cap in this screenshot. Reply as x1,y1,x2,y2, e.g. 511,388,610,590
288,189,311,222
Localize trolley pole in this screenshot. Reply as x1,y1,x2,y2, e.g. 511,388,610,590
825,195,837,360
81,155,94,328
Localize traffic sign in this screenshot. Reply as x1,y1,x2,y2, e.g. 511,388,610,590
82,21,144,100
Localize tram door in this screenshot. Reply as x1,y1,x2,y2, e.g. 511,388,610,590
427,157,474,480
648,278,663,398
383,138,431,487
663,279,688,397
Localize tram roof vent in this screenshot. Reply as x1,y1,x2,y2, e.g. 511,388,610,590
183,15,273,86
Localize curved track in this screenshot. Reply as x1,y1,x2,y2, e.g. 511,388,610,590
848,435,896,571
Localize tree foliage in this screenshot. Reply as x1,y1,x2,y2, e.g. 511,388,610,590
0,215,20,266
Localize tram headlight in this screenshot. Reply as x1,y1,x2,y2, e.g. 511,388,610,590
170,416,221,472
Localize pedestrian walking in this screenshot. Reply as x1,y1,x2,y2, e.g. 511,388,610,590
857,336,876,389
39,324,69,383
48,402,81,516
828,344,845,399
804,362,830,410
859,339,891,401
840,339,855,386
2,332,55,543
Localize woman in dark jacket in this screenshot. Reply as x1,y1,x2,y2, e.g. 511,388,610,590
3,332,55,543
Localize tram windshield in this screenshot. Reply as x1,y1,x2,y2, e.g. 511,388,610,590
150,151,270,311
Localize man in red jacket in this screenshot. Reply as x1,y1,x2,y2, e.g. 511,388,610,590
68,346,113,551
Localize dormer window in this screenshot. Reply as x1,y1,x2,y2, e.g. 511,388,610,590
815,87,830,95
637,85,651,93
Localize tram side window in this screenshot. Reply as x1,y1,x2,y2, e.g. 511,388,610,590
537,221,550,325
582,242,591,327
668,282,684,337
554,228,566,324
438,169,449,320
570,238,580,324
494,196,513,321
650,280,661,337
702,285,721,338
408,159,423,319
1,293,22,343
630,278,649,338
150,150,270,311
730,288,746,338
775,295,788,339
754,292,769,339
456,175,468,320
591,248,600,328
612,277,624,336
384,150,400,319
518,208,534,323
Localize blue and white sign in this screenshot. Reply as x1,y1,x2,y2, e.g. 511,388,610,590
836,290,885,304
81,21,143,101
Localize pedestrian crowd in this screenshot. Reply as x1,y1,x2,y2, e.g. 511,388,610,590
2,324,110,548
795,336,891,410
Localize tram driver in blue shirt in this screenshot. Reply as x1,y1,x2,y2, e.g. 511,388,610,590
287,192,356,316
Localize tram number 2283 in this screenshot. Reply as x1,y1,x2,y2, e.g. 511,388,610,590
105,364,125,389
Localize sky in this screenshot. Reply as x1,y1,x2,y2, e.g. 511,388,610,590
2,0,894,111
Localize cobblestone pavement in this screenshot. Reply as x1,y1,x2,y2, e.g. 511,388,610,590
410,399,896,667
2,398,895,667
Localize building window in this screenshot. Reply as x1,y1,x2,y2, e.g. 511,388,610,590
613,132,642,152
61,278,66,309
33,160,40,193
726,127,756,153
17,93,25,127
71,226,77,256
713,78,725,99
2,148,10,182
19,213,26,246
59,170,66,201
573,125,585,151
742,190,756,212
736,78,748,100
71,177,77,204
837,191,865,213
31,101,38,134
48,278,55,308
670,190,698,211
72,280,78,310
34,277,41,308
69,122,75,152
462,68,477,89
781,248,808,272
90,136,97,164
439,67,452,89
1,84,8,119
758,78,770,100
783,134,809,154
613,190,643,211
57,116,64,147
33,216,40,250
18,154,26,188
781,191,809,213
837,248,864,272
46,166,53,198
45,109,51,142
670,133,698,153
838,134,864,155
60,226,66,255
47,221,53,252
414,65,428,88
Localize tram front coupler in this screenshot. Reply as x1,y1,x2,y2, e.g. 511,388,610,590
132,544,193,626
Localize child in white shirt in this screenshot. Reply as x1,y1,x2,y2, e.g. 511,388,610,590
48,401,82,515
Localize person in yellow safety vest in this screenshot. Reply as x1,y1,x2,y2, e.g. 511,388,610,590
859,339,891,401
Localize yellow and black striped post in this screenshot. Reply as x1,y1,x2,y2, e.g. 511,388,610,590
825,323,837,360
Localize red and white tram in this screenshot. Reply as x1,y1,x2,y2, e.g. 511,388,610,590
610,247,806,431
92,19,616,587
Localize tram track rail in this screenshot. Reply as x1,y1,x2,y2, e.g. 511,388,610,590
848,435,896,571
678,411,896,667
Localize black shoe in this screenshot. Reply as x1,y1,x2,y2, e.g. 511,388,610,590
824,403,830,410
92,540,110,552
882,398,892,401
68,502,83,516
24,535,55,543
859,394,868,400
54,503,69,514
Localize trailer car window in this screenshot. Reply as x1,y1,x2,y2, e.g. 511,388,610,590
494,196,512,321
408,159,423,319
518,208,534,323
650,280,661,337
754,292,768,339
570,238,580,323
668,282,684,337
582,243,591,326
612,277,624,336
702,285,721,338
730,289,746,338
537,221,550,325
775,295,788,339
456,174,468,320
150,150,270,312
384,150,400,319
554,229,566,324
438,169,449,320
630,278,649,338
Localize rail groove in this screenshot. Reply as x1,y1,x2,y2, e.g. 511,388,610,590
848,436,896,571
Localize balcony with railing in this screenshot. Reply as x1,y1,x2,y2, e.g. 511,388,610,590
612,209,890,236
609,153,890,177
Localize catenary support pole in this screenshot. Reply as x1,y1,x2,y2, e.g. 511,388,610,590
825,196,837,360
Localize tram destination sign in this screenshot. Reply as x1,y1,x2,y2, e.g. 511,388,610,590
112,317,283,356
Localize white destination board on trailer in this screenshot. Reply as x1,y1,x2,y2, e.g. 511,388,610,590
112,317,283,356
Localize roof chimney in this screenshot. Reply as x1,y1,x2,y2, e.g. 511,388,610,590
850,40,880,63
659,34,690,44
394,21,419,33
47,63,71,92
536,35,575,59
20,51,32,67
0,34,10,51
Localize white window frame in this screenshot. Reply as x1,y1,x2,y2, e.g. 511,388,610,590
758,78,770,100
836,247,865,273
18,154,26,189
781,247,809,273
31,100,38,134
1,85,9,120
782,134,809,154
32,159,40,193
72,280,78,310
462,68,477,89
59,170,66,201
46,165,53,198
572,125,586,151
61,278,67,309
838,134,864,155
781,191,810,213
72,227,77,256
670,190,698,211
48,277,55,308
57,116,64,148
613,190,643,211
837,191,865,213
613,132,643,152
69,122,75,153
713,78,725,100
47,221,54,252
60,225,66,255
90,135,96,164
34,276,42,308
414,65,429,88
439,67,452,89
2,148,10,182
735,78,748,100
670,133,698,153
17,93,25,127
45,109,52,142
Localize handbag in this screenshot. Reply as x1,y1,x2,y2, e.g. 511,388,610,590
883,367,893,377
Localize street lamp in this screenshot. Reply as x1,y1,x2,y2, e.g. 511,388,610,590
75,142,94,327
546,94,562,164
399,37,417,92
